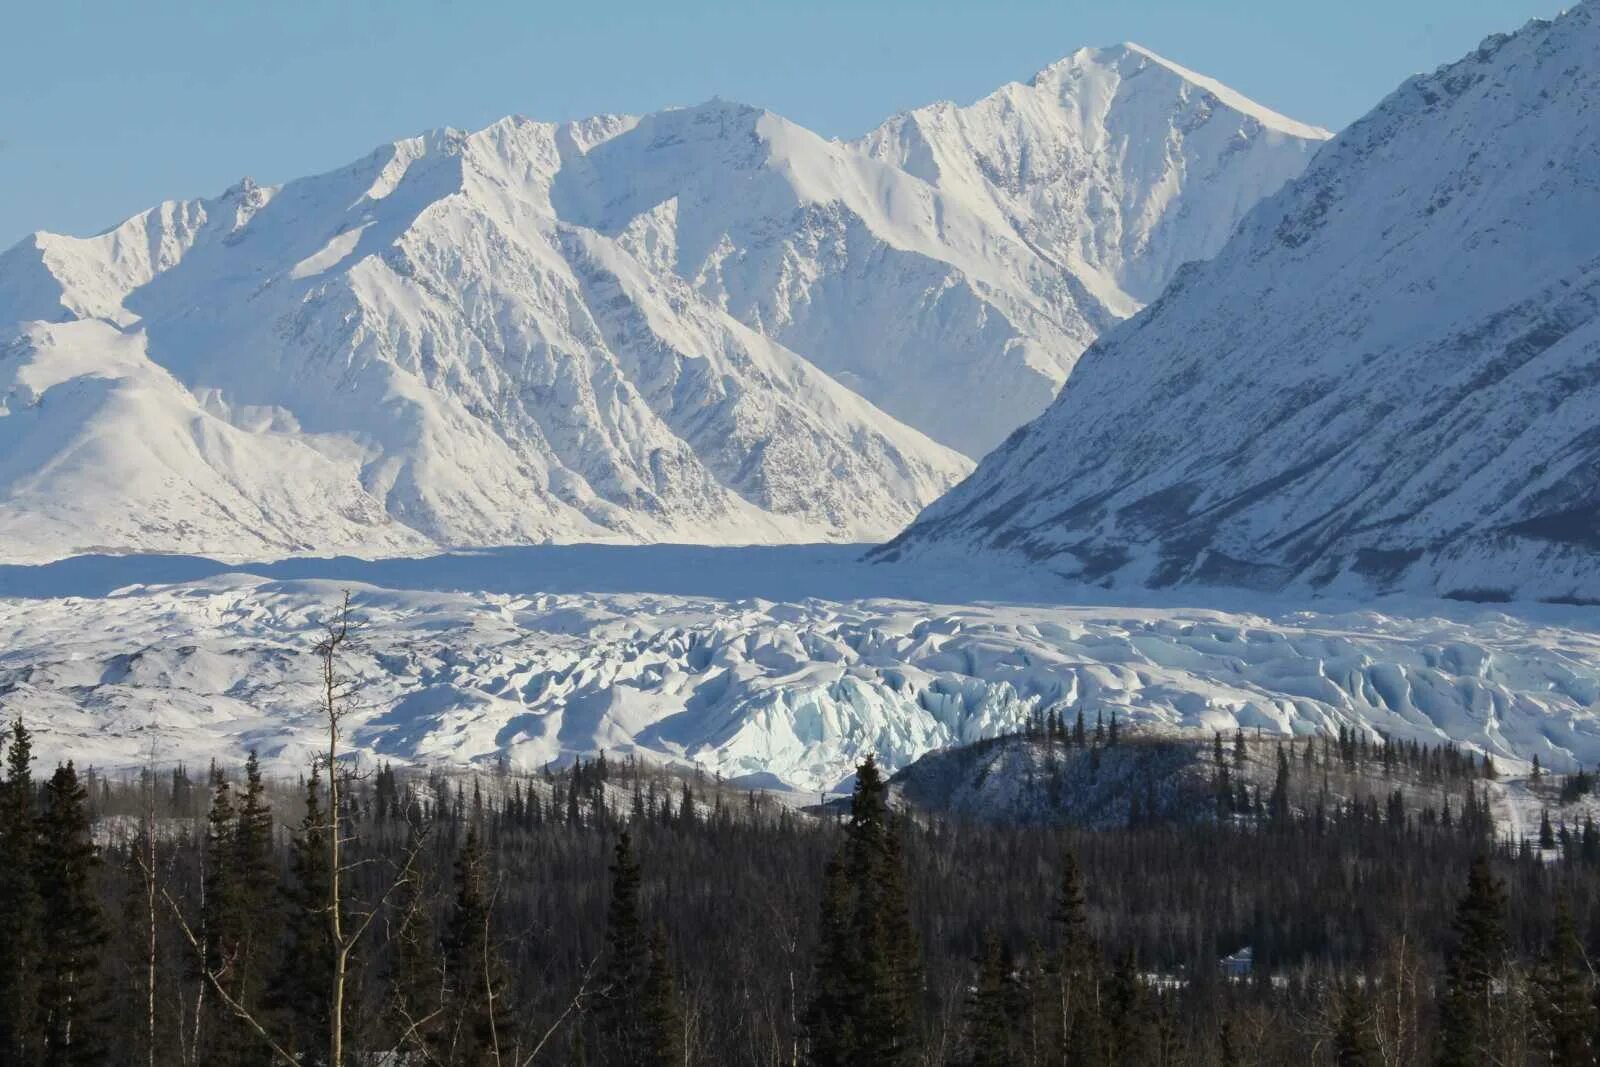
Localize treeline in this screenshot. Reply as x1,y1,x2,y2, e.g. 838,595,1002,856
3,717,1600,1064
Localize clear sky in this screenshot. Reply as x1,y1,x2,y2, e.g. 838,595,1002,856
2,0,1565,248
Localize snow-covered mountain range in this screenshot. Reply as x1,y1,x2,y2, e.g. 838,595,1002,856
884,5,1600,603
0,46,1323,563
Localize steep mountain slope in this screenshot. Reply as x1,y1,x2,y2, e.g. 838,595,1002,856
0,50,1323,562
0,118,969,562
883,5,1600,602
857,44,1327,317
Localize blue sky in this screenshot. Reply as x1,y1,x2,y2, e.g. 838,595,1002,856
2,0,1564,247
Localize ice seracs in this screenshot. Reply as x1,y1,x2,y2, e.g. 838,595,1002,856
3,574,1599,794
884,5,1600,603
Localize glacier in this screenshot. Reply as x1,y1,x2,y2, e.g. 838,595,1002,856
3,547,1598,795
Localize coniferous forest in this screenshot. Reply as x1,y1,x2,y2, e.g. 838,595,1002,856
5,715,1600,1066
2,612,1600,1065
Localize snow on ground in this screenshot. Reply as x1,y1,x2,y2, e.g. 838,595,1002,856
1,546,1598,797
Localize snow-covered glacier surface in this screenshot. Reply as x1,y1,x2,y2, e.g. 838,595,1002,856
4,549,1597,793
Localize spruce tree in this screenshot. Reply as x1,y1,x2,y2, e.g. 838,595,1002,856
35,761,107,1066
1269,745,1292,825
1050,851,1101,1060
641,922,685,1067
1332,981,1379,1066
960,933,1014,1067
1103,949,1150,1063
804,755,921,1066
0,717,42,1061
806,854,855,1064
442,825,508,1063
1533,900,1597,1065
600,829,649,1061
232,750,279,1048
197,763,252,1062
1437,856,1508,1066
269,767,336,1063
386,822,441,1060
851,757,921,1065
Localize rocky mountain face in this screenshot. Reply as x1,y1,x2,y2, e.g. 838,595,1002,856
0,48,1322,563
883,5,1600,603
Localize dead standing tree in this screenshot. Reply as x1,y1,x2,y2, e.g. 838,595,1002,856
317,592,430,1067
319,593,357,1067
158,591,428,1067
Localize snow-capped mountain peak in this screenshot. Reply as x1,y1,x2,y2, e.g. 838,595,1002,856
886,2,1600,603
857,41,1329,324
0,46,1328,562
1062,43,1332,141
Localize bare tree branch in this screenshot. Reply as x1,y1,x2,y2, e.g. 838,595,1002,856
157,884,299,1067
518,954,603,1067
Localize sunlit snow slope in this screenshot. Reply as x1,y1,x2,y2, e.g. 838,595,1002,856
0,49,1323,562
886,5,1600,602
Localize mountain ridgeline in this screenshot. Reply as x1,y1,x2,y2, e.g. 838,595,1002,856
0,47,1322,563
883,3,1600,603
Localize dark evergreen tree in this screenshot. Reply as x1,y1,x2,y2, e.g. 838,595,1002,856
35,761,107,1067
197,763,253,1063
960,933,1014,1067
805,851,853,1062
441,824,508,1063
0,717,42,1062
599,829,649,1061
641,922,685,1067
1437,856,1508,1066
1332,981,1379,1066
386,821,442,1060
1103,949,1150,1063
678,781,695,830
268,766,336,1063
804,756,921,1066
1050,850,1102,1060
1533,900,1597,1066
1269,744,1291,825
232,749,279,1047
